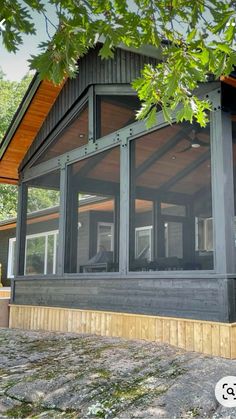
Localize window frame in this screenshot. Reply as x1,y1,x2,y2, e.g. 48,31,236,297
97,222,114,252
7,237,16,278
24,230,58,276
135,225,153,261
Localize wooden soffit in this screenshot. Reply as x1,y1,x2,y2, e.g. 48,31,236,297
0,78,63,185
220,75,236,88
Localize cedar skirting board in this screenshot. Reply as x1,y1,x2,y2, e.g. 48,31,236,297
0,289,11,298
9,304,236,359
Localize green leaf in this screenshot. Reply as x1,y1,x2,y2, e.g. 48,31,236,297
145,106,157,129
98,37,114,59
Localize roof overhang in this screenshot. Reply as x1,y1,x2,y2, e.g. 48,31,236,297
220,75,236,88
0,75,63,184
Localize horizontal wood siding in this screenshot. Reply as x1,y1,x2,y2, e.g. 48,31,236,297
12,276,230,322
9,304,236,359
21,47,157,170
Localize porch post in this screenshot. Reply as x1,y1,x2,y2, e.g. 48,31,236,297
57,163,67,275
119,133,130,275
210,89,235,275
14,180,27,278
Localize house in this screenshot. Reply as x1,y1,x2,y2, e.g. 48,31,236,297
1,44,236,358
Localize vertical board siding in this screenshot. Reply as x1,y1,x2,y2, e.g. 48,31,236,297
9,305,236,359
21,47,157,169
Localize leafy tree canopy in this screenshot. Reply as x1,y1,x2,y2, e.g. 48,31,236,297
1,0,236,127
0,70,32,139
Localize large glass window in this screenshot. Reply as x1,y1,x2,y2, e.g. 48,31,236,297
25,170,60,275
97,95,140,138
36,105,88,164
130,122,214,271
25,231,58,275
7,238,16,278
65,147,120,273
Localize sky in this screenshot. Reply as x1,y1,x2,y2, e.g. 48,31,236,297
0,1,215,82
0,3,57,81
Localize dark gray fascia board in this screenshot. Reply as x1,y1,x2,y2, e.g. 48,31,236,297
0,72,41,160
0,205,59,228
0,194,110,228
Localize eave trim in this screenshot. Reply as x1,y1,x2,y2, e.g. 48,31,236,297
0,73,41,160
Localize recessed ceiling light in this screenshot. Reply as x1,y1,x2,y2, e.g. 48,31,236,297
191,142,201,148
171,155,176,160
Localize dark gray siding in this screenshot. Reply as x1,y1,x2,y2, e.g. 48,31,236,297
0,227,16,284
13,276,234,323
20,46,157,171
26,219,59,236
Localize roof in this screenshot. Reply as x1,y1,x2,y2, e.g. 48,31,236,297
0,76,63,184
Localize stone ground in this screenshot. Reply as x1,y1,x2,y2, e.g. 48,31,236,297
0,329,235,418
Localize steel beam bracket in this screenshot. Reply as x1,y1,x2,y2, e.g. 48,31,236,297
206,88,221,111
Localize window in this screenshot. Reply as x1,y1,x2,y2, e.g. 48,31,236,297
164,222,183,258
25,231,58,275
135,226,152,261
8,231,59,277
97,222,114,252
65,147,120,273
23,170,60,275
195,217,213,252
130,199,154,270
7,238,16,278
129,122,214,271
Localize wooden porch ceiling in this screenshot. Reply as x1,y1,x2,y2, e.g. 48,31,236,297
0,78,63,185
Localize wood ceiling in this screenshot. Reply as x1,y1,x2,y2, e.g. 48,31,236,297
0,79,63,184
134,125,211,195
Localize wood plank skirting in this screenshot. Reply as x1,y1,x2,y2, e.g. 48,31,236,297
9,304,236,359
0,288,11,298
0,298,10,327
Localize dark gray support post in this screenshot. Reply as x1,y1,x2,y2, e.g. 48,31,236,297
119,133,130,275
88,86,95,142
15,181,28,278
153,200,160,259
211,92,235,274
210,89,235,322
129,139,136,270
95,96,101,140
57,164,67,275
114,195,120,265
65,168,78,273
